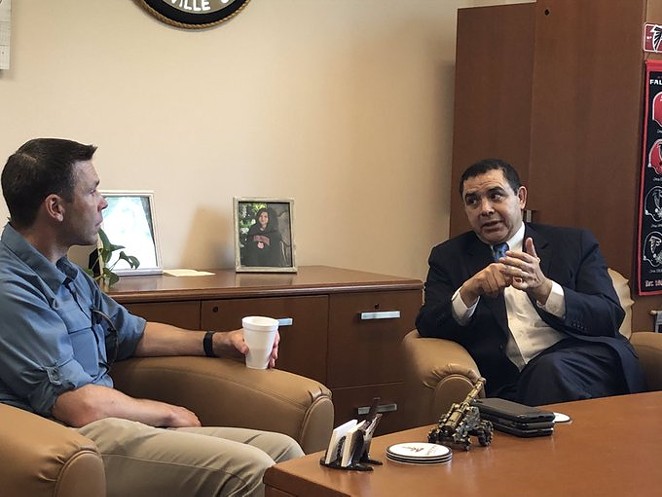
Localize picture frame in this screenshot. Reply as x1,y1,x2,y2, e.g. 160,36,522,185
234,198,297,273
101,190,163,276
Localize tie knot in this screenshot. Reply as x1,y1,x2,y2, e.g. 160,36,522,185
493,242,509,261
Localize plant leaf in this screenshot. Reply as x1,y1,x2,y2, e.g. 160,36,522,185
98,228,111,248
93,228,141,288
103,268,120,287
117,251,140,269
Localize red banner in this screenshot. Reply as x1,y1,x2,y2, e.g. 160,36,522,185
636,60,662,294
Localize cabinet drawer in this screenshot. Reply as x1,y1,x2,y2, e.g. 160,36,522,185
124,302,201,329
200,296,329,384
331,383,404,436
327,290,421,388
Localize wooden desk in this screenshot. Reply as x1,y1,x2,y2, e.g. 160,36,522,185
264,392,662,496
108,265,423,434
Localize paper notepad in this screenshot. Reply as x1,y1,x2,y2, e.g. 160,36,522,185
163,269,215,277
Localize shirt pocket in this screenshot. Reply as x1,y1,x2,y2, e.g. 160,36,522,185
57,302,102,376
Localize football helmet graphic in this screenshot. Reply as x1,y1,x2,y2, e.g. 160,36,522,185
653,92,662,127
645,187,662,223
643,232,662,267
649,139,662,174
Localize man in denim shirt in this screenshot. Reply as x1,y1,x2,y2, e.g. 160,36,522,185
0,138,303,497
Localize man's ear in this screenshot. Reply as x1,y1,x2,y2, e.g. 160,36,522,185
517,186,528,209
44,194,65,222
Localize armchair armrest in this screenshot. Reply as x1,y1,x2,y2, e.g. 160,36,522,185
0,403,105,497
630,331,662,391
401,330,482,428
111,356,334,454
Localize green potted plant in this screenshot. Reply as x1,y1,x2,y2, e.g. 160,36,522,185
87,228,140,287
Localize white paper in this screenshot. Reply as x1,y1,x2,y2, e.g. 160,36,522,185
339,420,366,467
324,419,357,465
163,269,215,277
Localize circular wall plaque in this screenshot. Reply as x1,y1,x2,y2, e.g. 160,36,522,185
137,0,251,29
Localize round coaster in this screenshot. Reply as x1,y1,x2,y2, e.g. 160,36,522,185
553,412,571,423
386,442,451,462
386,452,452,464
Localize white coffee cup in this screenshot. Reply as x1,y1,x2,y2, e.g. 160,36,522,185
242,316,279,369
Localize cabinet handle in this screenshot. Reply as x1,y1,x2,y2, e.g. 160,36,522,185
359,310,400,320
277,317,293,327
357,403,398,416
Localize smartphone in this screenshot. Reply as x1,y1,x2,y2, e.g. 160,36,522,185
490,422,554,438
472,397,555,424
480,414,554,431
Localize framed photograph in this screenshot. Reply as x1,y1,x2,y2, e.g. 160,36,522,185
101,190,163,276
234,198,296,273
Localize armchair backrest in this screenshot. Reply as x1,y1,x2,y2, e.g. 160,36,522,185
608,268,633,339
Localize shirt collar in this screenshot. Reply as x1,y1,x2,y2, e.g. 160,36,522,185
491,222,525,252
1,223,79,292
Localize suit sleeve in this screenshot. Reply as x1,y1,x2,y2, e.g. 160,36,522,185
416,244,470,340
538,229,624,338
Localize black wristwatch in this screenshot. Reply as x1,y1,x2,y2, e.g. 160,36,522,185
203,331,218,357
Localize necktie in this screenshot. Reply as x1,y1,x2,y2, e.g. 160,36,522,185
493,242,509,261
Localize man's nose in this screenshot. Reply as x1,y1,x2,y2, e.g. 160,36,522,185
479,198,494,215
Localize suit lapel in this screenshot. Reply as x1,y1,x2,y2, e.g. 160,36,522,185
523,224,552,311
466,235,510,337
467,225,553,336
525,224,552,275
465,233,494,276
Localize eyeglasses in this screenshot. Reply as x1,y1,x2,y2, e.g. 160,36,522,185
90,308,119,368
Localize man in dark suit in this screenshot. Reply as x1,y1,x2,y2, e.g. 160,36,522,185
416,158,646,405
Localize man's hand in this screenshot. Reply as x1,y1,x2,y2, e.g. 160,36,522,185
460,263,513,306
500,237,553,304
52,384,202,428
161,403,202,427
213,329,248,358
267,331,280,368
214,329,280,368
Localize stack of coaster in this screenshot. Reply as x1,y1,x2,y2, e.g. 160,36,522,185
386,442,452,464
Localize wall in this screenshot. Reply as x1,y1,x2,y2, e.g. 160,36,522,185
0,0,526,280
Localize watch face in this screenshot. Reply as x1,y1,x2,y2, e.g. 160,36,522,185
137,0,252,29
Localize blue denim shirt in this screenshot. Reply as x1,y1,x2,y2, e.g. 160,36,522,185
0,224,146,416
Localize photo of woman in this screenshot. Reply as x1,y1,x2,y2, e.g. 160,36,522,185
235,199,296,272
243,207,284,267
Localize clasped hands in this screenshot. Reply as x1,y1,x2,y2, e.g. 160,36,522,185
460,237,553,306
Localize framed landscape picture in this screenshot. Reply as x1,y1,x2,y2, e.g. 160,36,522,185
234,198,296,273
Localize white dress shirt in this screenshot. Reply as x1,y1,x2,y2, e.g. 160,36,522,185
452,223,566,370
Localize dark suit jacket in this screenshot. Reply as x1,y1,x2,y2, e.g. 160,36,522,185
416,223,645,395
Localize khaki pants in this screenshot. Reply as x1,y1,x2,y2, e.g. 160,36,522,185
77,418,304,497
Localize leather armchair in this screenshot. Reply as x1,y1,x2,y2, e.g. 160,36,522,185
401,269,662,429
0,357,333,497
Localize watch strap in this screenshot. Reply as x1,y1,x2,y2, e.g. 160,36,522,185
203,331,217,357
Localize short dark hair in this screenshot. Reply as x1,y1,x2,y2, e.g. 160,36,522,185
2,138,97,229
459,158,522,196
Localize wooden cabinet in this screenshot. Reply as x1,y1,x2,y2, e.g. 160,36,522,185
125,301,200,329
108,266,423,434
451,0,662,330
327,290,422,435
450,2,536,238
201,295,329,385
